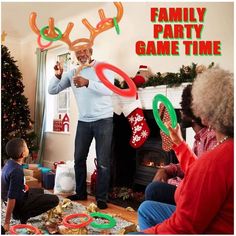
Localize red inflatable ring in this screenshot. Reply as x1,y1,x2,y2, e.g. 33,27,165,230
62,213,93,229
95,62,137,97
96,18,113,29
37,35,53,49
10,224,41,234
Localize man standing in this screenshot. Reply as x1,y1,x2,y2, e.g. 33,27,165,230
48,47,114,209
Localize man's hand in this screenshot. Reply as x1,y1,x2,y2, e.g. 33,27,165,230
54,61,63,79
73,76,89,88
166,122,183,146
3,222,10,232
153,168,169,182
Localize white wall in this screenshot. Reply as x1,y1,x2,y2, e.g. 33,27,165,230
4,36,37,121
5,2,234,180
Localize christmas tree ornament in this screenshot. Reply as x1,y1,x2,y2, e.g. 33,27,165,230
123,99,150,148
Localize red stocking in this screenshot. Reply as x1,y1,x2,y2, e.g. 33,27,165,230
123,100,150,148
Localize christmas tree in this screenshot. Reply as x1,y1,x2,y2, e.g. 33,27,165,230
1,45,38,165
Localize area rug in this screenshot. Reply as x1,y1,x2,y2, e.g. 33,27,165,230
1,190,137,234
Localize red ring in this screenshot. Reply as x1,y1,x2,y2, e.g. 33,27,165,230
96,18,113,29
62,213,93,229
37,35,53,49
95,63,137,97
10,224,41,234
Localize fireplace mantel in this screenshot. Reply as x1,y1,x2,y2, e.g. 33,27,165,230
112,83,191,114
111,82,195,187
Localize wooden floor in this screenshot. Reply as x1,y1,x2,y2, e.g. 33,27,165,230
58,194,138,225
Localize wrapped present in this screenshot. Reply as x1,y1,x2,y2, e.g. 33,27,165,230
39,167,52,173
28,163,40,169
23,168,42,181
42,171,55,189
22,164,28,169
25,176,42,188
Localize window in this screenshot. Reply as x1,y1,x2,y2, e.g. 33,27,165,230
46,48,72,133
56,53,71,115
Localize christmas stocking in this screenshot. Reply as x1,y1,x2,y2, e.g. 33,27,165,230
123,99,150,148
159,103,173,151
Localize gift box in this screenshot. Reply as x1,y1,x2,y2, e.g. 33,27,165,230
28,164,40,169
22,164,28,169
39,167,52,173
23,168,42,182
25,176,42,188
42,171,55,189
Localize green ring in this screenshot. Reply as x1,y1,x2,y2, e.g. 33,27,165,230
152,94,177,136
40,26,62,42
113,17,120,35
90,212,116,229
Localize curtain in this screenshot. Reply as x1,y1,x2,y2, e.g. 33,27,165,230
34,48,47,164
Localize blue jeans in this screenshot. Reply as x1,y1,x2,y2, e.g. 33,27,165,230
138,200,176,230
145,181,177,205
74,118,113,202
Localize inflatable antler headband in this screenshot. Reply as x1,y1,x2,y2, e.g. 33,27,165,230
29,2,123,51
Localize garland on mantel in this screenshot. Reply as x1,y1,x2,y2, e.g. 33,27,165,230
115,62,214,89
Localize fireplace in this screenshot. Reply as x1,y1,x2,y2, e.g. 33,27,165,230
111,109,184,188
134,138,173,186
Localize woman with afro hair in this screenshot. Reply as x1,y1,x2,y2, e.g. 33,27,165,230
145,84,217,205
138,67,233,234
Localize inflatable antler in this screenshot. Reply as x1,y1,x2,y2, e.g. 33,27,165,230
29,2,123,51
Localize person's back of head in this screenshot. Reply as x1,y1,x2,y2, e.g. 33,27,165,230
5,138,27,160
180,84,204,129
192,67,233,137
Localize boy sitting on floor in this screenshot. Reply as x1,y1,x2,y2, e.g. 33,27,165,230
1,138,59,232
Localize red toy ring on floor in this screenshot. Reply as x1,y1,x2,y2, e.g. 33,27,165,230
62,213,93,229
10,224,41,234
95,63,137,97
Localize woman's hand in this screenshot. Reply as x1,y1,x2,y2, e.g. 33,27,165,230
153,168,169,182
166,122,184,146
